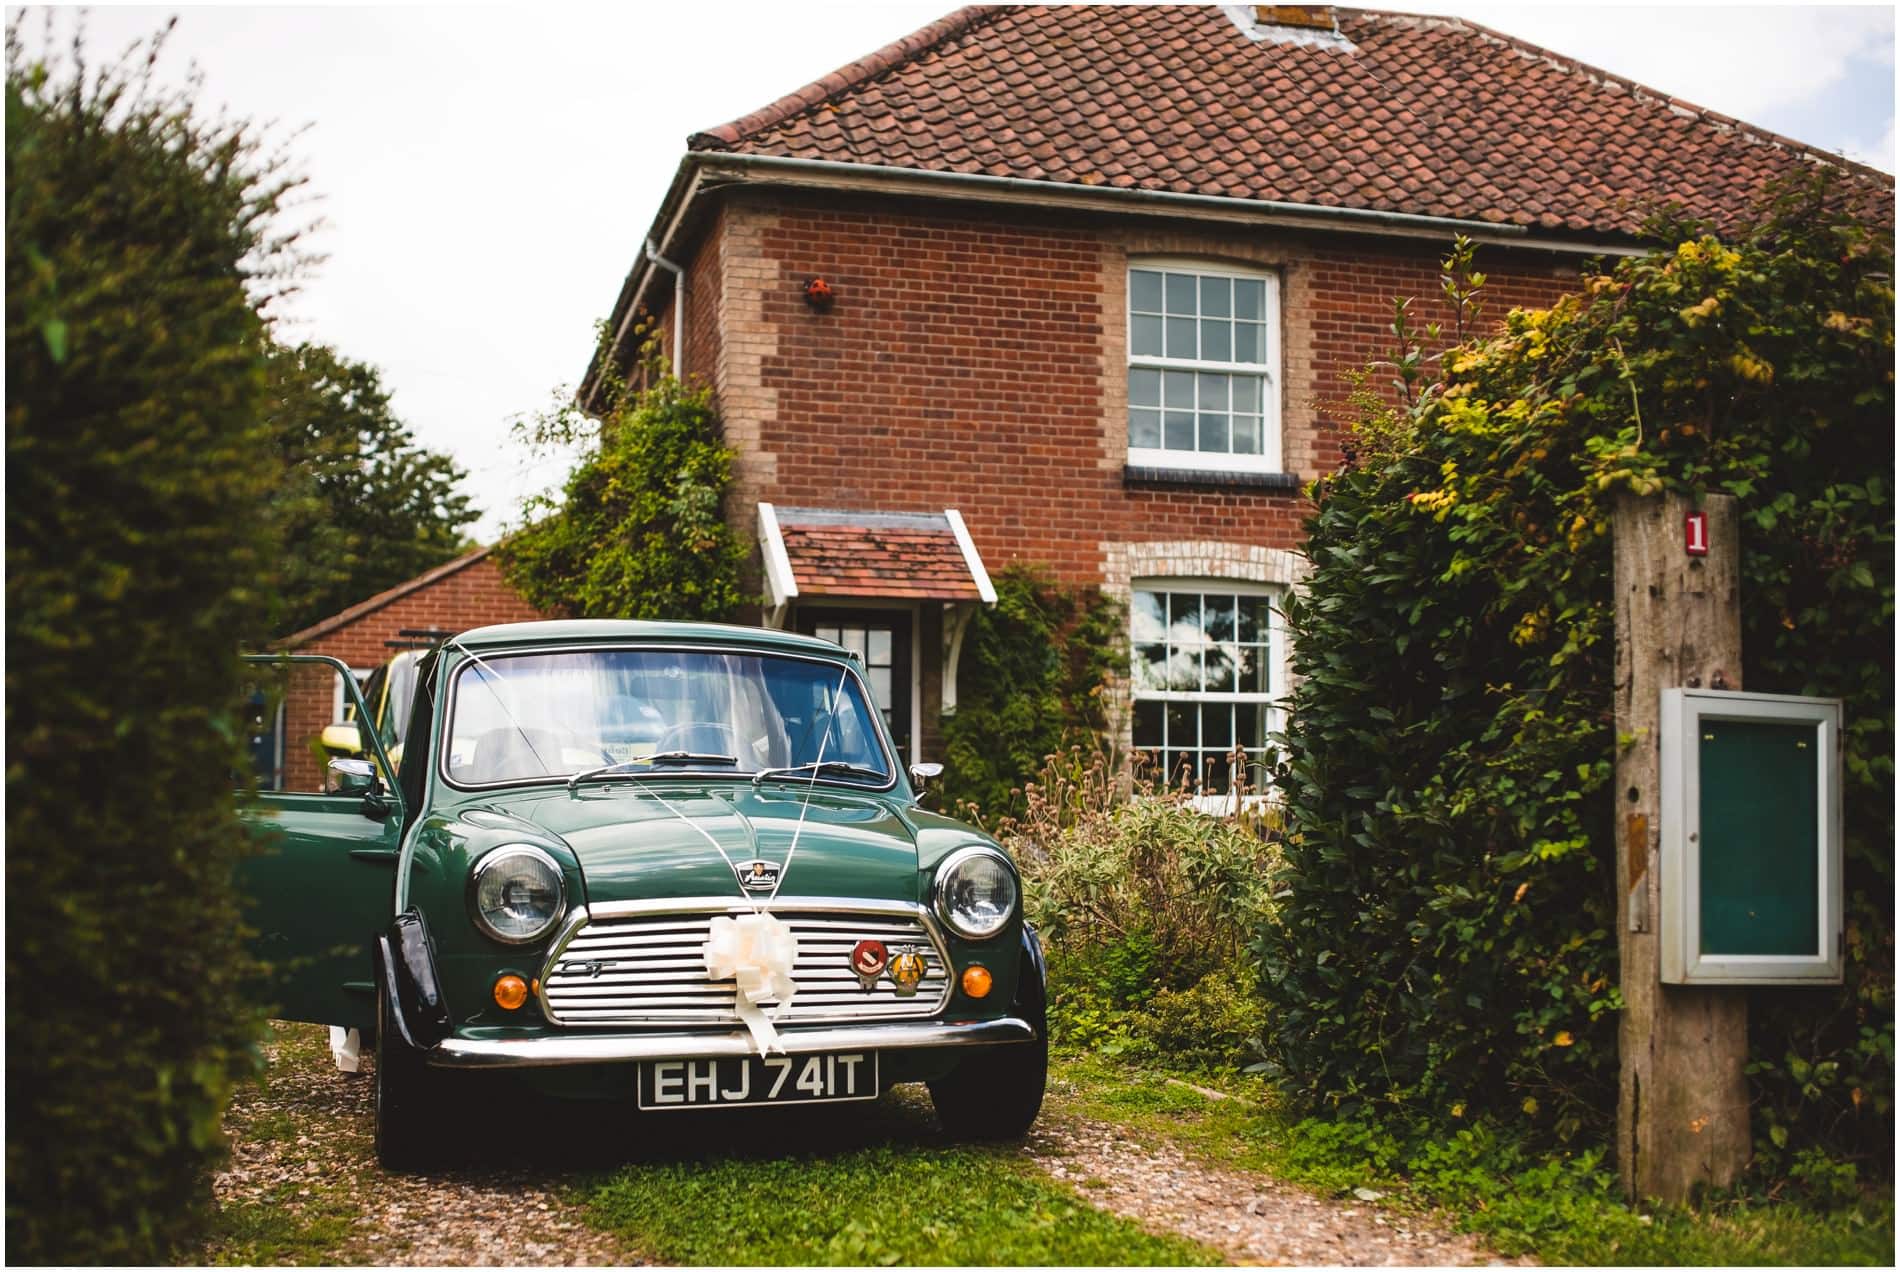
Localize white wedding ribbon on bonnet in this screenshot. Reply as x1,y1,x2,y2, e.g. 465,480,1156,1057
701,911,799,1055
627,664,852,1058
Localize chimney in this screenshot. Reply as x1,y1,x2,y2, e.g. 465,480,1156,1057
1253,5,1336,33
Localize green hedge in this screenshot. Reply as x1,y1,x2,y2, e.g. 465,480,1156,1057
6,32,293,1260
1261,175,1893,1170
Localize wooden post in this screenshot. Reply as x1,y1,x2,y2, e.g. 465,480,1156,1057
1613,491,1750,1202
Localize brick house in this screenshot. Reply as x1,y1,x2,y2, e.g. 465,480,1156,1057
271,547,544,790
580,4,1891,791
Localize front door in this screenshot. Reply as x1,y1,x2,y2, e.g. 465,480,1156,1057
237,654,407,1033
800,609,913,768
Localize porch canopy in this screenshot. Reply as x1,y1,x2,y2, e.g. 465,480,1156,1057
757,503,996,715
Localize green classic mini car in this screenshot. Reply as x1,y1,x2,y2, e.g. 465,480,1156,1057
239,620,1046,1168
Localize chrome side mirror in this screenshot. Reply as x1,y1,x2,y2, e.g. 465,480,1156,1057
327,756,380,797
328,756,391,821
909,761,944,788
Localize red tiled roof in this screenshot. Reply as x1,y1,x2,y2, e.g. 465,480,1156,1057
777,510,984,601
690,5,1892,238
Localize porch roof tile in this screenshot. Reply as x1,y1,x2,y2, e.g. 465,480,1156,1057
771,507,988,601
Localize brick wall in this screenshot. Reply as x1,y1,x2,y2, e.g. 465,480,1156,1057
648,205,729,398
682,189,1582,590
278,552,544,791
627,187,1590,767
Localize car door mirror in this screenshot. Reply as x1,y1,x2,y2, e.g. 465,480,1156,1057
909,761,944,788
327,756,380,796
328,757,392,822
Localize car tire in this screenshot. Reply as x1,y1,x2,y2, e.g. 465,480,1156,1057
374,979,443,1172
926,1029,1048,1141
927,937,1049,1141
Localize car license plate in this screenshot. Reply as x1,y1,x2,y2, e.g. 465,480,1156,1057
636,1052,878,1110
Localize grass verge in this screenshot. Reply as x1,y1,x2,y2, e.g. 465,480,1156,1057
207,1184,362,1267
199,1023,373,1265
569,1089,1216,1266
1050,1053,1895,1266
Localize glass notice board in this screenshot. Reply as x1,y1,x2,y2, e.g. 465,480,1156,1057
1661,689,1842,985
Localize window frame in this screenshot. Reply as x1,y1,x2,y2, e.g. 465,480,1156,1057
1126,258,1282,474
1129,576,1288,797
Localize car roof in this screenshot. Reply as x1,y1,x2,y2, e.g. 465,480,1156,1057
447,619,848,658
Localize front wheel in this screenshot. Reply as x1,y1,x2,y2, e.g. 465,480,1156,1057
928,930,1049,1140
374,978,444,1171
926,1030,1048,1140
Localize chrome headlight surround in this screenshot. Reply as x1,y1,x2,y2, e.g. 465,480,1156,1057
931,845,1019,941
468,845,567,945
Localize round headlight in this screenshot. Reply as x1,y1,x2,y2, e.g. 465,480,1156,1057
934,846,1018,940
470,846,565,944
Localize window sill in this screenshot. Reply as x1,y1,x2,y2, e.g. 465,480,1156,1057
1123,464,1303,491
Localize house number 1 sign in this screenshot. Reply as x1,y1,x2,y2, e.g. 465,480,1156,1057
1684,510,1709,557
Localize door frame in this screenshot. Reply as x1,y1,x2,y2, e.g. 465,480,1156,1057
793,599,922,766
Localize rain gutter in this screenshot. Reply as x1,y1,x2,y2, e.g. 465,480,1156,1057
581,150,1644,411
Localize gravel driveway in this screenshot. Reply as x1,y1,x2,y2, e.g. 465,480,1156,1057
207,1022,1518,1266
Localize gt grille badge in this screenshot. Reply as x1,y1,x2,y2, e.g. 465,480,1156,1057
888,945,927,996
850,939,889,991
733,858,782,893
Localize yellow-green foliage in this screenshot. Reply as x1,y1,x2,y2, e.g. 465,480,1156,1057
1263,174,1893,1173
7,25,295,1260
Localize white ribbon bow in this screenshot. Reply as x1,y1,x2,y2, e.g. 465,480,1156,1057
702,911,800,1055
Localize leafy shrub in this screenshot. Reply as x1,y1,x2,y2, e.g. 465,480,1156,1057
1262,174,1893,1163
499,335,745,621
1127,972,1271,1071
997,751,1279,1065
6,25,295,1261
935,567,1123,822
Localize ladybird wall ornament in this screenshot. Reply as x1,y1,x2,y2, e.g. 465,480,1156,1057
802,277,835,312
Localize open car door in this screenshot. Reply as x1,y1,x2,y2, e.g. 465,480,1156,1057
238,653,408,1034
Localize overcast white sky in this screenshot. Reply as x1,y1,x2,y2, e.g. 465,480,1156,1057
19,3,1896,540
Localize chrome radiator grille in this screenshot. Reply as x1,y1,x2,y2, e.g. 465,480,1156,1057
539,904,953,1027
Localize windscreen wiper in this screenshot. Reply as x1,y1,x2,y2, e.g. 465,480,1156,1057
752,760,889,785
567,753,737,792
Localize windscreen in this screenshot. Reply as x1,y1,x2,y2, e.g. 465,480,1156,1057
443,649,890,786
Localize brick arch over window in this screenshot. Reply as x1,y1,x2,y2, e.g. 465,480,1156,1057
1099,540,1308,600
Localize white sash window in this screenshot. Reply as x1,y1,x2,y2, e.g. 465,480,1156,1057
1131,581,1283,795
1127,262,1281,473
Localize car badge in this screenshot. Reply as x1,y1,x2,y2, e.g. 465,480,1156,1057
734,858,781,893
850,939,889,991
888,945,927,996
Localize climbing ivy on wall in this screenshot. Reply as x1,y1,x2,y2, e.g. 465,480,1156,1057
499,336,746,621
1260,174,1893,1173
935,564,1124,823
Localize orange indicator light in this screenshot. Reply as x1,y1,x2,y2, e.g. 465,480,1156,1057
493,974,529,1010
961,965,993,999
